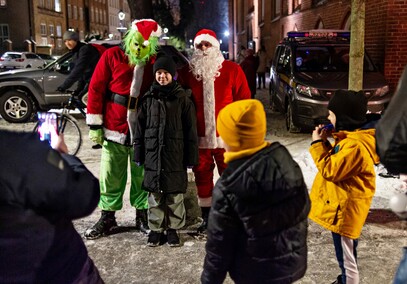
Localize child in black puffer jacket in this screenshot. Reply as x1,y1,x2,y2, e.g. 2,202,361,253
201,99,310,284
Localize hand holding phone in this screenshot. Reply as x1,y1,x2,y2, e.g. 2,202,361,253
37,112,59,148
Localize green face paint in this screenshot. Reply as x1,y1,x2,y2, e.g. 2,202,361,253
124,30,159,66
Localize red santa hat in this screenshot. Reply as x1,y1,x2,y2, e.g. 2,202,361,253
193,29,220,49
131,19,162,46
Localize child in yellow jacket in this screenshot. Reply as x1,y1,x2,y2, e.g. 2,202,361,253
309,90,380,284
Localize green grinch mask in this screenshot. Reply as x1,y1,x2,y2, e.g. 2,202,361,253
124,30,159,66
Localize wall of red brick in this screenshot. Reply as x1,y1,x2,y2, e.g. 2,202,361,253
263,0,407,91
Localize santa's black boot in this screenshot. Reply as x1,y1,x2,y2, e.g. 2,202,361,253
197,207,210,234
84,210,117,240
135,209,149,234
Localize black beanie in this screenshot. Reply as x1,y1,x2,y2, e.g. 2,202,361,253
153,55,177,78
328,89,368,131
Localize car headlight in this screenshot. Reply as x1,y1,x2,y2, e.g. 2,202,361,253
296,84,320,97
375,85,389,96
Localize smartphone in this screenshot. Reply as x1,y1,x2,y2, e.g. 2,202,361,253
322,123,334,131
37,112,59,146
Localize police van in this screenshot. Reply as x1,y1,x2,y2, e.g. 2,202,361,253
269,30,391,132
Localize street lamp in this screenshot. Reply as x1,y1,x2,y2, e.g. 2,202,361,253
162,27,169,45
117,10,127,39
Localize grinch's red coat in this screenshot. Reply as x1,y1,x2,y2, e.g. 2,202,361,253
178,60,251,149
86,46,154,145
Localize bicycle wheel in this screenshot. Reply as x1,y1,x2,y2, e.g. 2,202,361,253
59,114,82,155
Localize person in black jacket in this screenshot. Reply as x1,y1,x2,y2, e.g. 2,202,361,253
376,65,407,284
0,130,103,283
133,54,199,247
201,99,310,284
57,30,100,98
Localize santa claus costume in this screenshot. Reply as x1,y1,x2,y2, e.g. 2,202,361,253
178,29,251,231
84,19,161,239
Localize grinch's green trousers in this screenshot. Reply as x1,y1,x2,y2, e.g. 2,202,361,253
98,140,148,211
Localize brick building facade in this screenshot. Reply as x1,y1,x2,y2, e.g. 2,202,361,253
229,0,407,90
0,0,112,55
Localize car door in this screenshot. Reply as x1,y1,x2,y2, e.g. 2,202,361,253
41,52,76,105
273,46,292,110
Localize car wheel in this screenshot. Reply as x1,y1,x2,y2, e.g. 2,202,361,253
26,65,32,68
286,100,301,133
0,90,35,123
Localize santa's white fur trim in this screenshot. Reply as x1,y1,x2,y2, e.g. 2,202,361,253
86,114,103,125
104,128,127,145
198,196,212,207
130,64,145,98
194,34,220,49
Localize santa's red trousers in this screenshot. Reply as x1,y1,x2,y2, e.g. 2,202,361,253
193,148,227,207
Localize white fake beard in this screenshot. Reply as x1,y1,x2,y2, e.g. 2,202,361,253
189,47,224,82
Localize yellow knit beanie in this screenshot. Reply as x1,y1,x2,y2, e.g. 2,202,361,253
217,99,267,150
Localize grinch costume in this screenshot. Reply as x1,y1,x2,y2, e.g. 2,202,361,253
85,19,162,239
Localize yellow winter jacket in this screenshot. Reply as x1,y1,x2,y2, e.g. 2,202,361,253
308,128,380,239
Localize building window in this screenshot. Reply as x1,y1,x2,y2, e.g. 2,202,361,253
73,5,78,20
41,37,48,46
79,7,83,21
68,4,71,19
56,25,62,37
49,24,55,36
46,0,52,9
57,38,62,48
273,0,281,19
39,0,44,7
40,23,47,36
293,0,301,13
0,24,9,48
0,0,7,7
55,0,61,12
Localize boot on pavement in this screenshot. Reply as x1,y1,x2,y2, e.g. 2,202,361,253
135,209,149,234
84,210,117,240
167,229,181,247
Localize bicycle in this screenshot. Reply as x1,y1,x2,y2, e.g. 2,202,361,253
33,91,86,155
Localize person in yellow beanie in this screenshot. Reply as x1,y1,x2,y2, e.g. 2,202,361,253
201,99,310,284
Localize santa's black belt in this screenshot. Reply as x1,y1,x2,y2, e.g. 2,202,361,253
107,92,128,106
107,92,138,110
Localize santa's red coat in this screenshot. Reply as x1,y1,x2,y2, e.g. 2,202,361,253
86,46,154,145
178,60,251,149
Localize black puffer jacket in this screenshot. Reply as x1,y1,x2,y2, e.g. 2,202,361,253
134,81,198,193
201,142,310,284
0,130,100,283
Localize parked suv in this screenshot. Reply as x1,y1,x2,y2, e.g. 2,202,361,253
269,30,392,132
0,52,46,71
0,43,189,123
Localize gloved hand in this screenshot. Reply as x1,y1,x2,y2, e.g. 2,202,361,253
89,128,104,146
57,86,66,93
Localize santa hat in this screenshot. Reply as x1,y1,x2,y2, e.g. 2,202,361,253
131,19,162,46
193,29,220,49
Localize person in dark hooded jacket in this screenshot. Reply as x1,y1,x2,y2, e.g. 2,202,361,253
133,54,199,247
201,99,310,284
57,30,100,97
0,130,103,283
